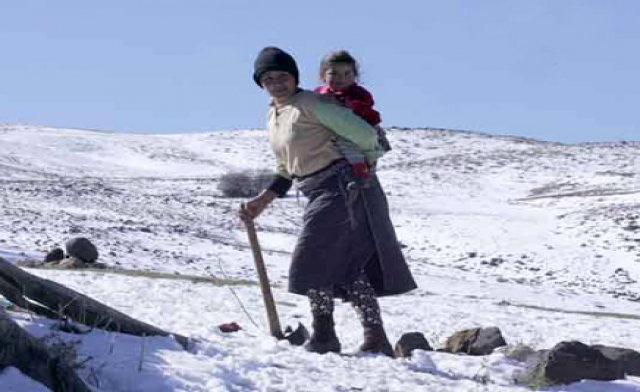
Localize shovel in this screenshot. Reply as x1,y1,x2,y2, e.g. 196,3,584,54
243,217,309,346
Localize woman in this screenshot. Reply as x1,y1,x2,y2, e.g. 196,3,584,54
240,47,416,356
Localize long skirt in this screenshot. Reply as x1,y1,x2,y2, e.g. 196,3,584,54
288,161,417,298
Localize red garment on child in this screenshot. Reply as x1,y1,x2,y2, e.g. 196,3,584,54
314,84,381,126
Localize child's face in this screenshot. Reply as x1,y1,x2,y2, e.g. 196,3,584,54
323,62,356,92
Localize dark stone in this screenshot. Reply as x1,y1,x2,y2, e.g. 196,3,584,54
395,332,432,358
443,327,507,355
218,322,242,333
283,322,309,346
528,341,624,385
472,327,507,355
44,248,64,263
624,222,639,232
65,237,98,263
592,344,640,377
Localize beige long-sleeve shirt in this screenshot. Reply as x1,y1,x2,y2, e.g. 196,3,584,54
268,89,383,178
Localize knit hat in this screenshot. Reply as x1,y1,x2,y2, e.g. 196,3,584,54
253,47,299,87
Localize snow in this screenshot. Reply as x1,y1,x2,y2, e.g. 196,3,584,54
1,124,640,391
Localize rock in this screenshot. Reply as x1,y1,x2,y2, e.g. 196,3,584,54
41,257,108,270
65,237,98,263
443,329,477,354
442,327,507,355
499,344,537,362
520,341,624,386
51,257,86,269
395,332,432,358
15,260,43,268
592,344,640,377
218,322,242,333
44,248,64,263
472,327,507,355
624,222,640,232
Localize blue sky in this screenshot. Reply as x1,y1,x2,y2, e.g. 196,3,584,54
1,1,639,143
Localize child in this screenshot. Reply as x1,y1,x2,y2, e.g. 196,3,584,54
315,50,391,182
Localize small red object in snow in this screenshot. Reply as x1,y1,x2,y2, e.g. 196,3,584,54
218,322,242,333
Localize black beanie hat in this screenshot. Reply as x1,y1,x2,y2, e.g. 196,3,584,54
253,47,299,87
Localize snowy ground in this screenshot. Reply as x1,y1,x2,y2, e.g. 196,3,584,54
1,124,640,391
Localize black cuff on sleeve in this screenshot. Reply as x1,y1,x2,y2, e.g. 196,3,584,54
267,175,293,197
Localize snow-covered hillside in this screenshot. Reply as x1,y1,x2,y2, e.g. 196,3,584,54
1,124,640,391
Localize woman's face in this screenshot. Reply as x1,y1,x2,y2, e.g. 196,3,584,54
260,71,297,102
323,62,356,92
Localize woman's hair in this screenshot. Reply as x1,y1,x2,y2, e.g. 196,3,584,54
319,50,360,81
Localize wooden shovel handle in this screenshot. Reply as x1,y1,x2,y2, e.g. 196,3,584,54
244,218,284,339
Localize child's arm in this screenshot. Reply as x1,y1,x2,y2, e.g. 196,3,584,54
312,100,383,162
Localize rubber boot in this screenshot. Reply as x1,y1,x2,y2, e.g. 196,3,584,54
304,314,341,354
359,324,394,357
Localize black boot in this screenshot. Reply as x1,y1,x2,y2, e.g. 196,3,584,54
360,324,394,357
342,272,393,357
304,314,341,354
